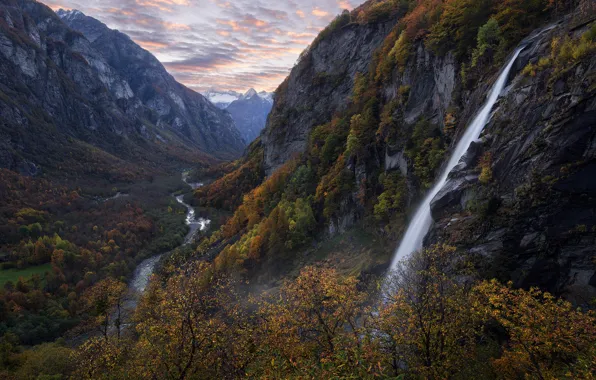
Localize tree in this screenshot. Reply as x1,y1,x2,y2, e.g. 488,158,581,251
376,245,483,378
374,172,407,223
472,18,503,67
256,266,372,378
474,280,596,379
83,278,128,339
71,336,127,379
426,0,494,57
130,262,254,379
494,0,549,44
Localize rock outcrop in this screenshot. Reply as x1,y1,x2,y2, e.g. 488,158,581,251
262,20,397,175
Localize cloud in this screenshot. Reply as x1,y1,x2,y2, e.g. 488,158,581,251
311,7,330,18
337,0,354,10
51,0,352,92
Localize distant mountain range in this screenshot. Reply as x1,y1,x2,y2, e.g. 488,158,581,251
204,89,273,143
204,89,273,109
0,1,245,177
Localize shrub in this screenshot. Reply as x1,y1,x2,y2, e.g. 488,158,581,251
478,152,493,184
472,18,503,67
374,172,407,222
389,31,411,73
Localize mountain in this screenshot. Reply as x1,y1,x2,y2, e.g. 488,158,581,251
204,89,243,109
2,0,596,378
225,88,273,143
195,1,596,300
57,9,245,160
0,1,245,178
204,88,273,110
203,88,273,143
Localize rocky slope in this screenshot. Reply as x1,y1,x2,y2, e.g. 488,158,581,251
226,89,273,143
262,16,397,174
0,0,243,177
429,19,596,300
57,9,245,159
247,1,596,299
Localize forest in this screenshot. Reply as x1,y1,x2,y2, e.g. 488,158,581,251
2,244,595,379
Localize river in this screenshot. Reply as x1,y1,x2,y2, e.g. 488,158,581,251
129,173,209,294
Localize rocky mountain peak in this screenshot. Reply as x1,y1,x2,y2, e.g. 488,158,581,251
243,88,258,99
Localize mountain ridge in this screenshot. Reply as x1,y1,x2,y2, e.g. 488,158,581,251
204,88,273,109
57,8,246,159
0,1,245,178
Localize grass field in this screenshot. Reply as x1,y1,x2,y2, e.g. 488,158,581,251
0,264,53,285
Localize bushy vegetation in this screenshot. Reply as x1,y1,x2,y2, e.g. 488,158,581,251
407,119,446,190
193,141,265,211
5,245,594,379
543,23,595,77
374,171,407,223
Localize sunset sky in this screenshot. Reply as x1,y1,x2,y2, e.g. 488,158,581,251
46,0,360,93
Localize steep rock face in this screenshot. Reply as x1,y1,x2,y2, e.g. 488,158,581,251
256,1,595,299
226,89,273,143
0,0,141,173
58,9,245,159
262,20,396,175
429,20,596,298
387,47,457,126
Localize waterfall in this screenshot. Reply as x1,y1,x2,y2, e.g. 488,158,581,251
388,46,524,272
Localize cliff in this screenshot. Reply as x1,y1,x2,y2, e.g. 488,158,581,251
429,19,596,298
0,0,243,178
262,16,397,174
205,1,595,297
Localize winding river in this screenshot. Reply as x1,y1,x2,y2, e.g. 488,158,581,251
130,173,210,294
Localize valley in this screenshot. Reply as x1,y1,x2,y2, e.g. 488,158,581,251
0,0,595,378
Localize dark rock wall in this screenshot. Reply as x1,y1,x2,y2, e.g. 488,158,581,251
260,12,596,298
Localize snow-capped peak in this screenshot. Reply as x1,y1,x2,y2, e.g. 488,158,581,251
56,9,84,21
243,88,258,99
203,88,274,109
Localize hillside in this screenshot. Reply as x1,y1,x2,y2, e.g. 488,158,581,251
0,0,244,181
58,9,245,159
196,0,596,298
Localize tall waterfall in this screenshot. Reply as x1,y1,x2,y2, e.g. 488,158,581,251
388,46,524,272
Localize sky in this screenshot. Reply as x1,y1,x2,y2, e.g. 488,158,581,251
46,0,361,93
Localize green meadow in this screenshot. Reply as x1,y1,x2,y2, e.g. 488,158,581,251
0,264,53,285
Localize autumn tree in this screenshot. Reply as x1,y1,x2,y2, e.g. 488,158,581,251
71,336,129,379
130,262,255,379
375,244,484,379
474,280,596,379
83,278,128,340
255,266,373,378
